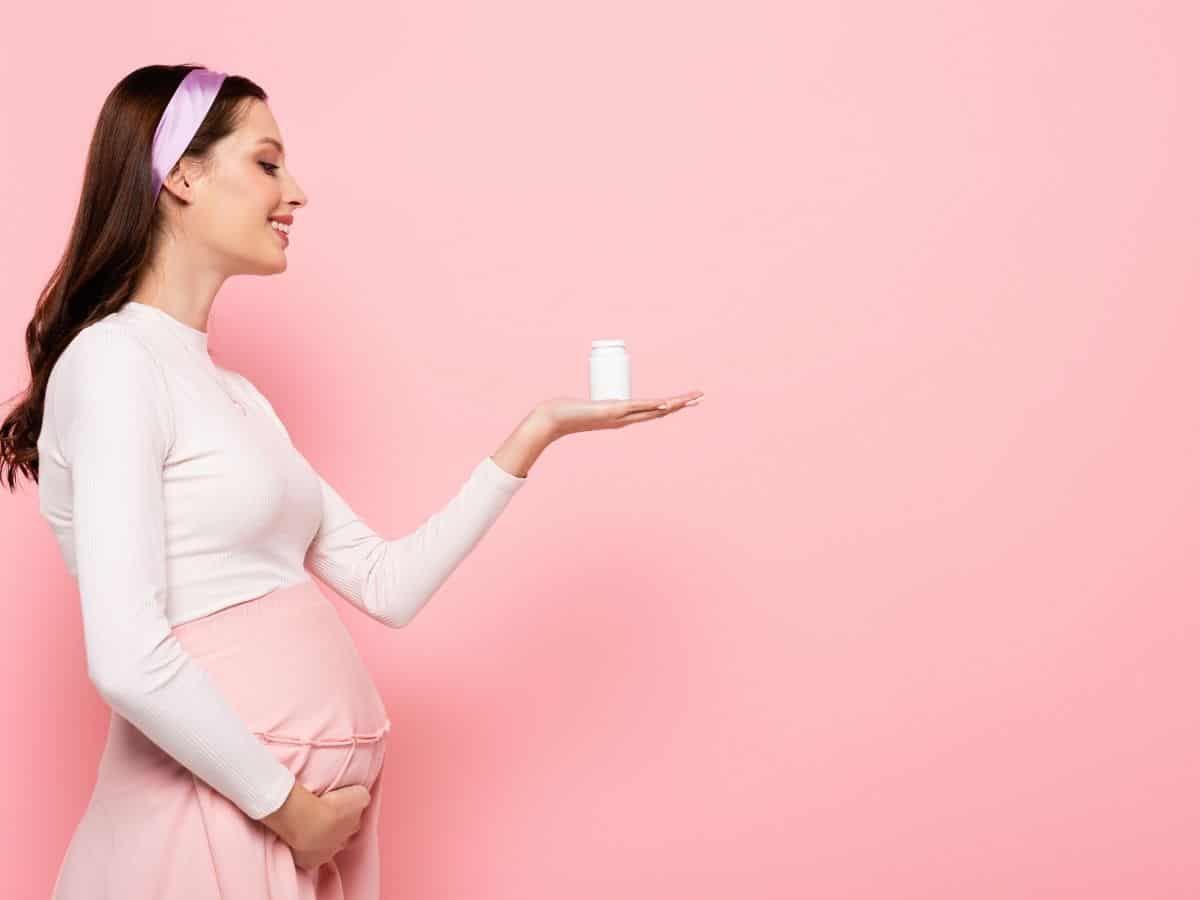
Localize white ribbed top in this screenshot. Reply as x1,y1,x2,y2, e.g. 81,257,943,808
36,300,527,819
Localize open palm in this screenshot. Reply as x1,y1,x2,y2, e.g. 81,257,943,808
538,391,704,438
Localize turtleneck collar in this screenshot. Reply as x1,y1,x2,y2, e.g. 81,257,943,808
119,301,209,354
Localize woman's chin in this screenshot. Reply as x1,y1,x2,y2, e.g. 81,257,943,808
239,253,287,276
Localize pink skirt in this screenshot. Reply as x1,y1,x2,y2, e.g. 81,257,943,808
52,578,392,899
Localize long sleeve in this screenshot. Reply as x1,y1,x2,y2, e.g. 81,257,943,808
303,456,526,628
51,326,296,821
234,374,528,629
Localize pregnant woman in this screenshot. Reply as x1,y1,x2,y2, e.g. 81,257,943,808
0,64,702,898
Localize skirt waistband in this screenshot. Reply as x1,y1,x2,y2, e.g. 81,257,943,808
170,576,329,641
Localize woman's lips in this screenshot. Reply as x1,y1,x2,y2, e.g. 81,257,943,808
269,223,289,247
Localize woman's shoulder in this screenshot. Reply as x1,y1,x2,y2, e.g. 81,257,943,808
44,316,176,456
52,315,164,391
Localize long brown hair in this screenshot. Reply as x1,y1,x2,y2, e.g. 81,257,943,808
0,63,268,490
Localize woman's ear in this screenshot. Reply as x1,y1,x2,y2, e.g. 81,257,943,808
162,157,204,201
160,166,190,202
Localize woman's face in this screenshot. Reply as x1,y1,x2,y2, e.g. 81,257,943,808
168,99,307,276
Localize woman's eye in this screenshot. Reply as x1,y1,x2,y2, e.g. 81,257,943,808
259,162,279,175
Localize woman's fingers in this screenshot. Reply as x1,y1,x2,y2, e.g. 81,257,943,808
621,392,704,417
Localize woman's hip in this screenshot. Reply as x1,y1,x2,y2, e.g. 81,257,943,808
56,579,391,897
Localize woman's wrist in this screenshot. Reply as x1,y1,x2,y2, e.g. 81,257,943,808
490,409,556,478
259,779,321,845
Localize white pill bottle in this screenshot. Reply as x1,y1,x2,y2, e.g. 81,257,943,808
589,339,631,401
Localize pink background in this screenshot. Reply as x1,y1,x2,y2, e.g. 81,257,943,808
3,2,1198,896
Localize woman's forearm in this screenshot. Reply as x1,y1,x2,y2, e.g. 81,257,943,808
491,408,555,478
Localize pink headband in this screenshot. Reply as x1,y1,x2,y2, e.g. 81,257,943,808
150,67,228,199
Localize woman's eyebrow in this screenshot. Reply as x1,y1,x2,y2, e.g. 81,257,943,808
256,137,285,154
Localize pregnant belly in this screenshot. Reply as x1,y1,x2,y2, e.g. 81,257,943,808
171,578,391,794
